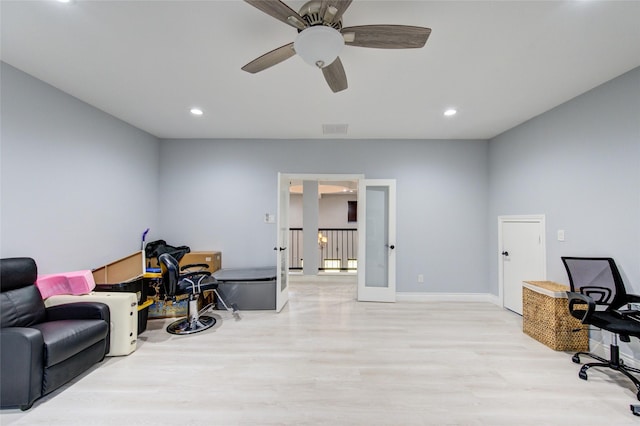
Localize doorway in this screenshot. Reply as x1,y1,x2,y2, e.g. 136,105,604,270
278,173,397,307
286,174,363,277
498,215,546,315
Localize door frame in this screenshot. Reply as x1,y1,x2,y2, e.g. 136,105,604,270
275,173,290,312
497,214,546,309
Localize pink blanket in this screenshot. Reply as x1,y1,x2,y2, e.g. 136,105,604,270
36,270,96,299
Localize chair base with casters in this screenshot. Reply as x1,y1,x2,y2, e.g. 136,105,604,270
159,253,238,336
571,328,640,401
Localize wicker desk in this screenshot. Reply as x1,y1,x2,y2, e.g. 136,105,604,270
522,281,589,351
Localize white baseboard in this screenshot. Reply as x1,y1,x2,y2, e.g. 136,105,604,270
288,273,357,284
396,292,500,305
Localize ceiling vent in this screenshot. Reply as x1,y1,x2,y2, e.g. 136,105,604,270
322,123,349,135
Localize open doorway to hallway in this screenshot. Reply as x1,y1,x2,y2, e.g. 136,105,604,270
285,175,360,279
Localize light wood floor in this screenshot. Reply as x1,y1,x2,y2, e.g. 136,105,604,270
2,278,639,425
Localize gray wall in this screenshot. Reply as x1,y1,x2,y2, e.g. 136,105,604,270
289,193,358,229
158,138,489,293
0,62,161,274
489,67,640,293
4,59,635,298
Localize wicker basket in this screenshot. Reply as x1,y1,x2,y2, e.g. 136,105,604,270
522,281,589,351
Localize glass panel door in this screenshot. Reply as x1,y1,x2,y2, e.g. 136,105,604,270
357,179,396,302
276,173,290,312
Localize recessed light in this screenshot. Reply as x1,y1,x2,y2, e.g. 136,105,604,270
57,0,72,3
190,108,203,116
444,108,457,117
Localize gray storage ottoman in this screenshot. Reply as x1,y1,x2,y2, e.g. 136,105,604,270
213,267,277,310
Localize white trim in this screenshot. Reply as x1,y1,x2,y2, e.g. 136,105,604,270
396,292,500,305
281,173,365,182
497,214,546,310
522,281,567,298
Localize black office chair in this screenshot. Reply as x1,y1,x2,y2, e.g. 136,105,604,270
562,256,640,401
158,253,236,335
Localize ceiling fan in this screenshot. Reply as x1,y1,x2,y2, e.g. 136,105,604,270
241,0,431,93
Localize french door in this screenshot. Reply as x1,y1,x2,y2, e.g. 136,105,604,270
275,173,290,312
357,179,396,302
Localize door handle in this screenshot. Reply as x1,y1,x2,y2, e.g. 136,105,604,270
273,247,286,251
385,244,395,250
502,251,509,256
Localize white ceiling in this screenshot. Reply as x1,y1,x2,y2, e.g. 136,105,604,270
2,0,639,140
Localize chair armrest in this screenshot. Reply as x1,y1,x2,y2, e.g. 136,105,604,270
180,271,212,281
45,302,110,323
0,328,44,407
626,294,640,304
614,309,640,318
614,293,640,318
566,291,596,323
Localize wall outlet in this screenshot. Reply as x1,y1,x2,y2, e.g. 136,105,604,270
418,274,424,283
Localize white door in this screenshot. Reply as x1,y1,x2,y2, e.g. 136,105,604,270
358,179,396,302
275,173,290,312
499,216,546,315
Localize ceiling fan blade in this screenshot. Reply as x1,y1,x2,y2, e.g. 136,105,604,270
341,25,431,49
322,57,348,93
324,0,353,24
242,43,296,74
244,0,308,30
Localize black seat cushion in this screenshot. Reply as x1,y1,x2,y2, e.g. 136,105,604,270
31,320,109,367
588,311,640,339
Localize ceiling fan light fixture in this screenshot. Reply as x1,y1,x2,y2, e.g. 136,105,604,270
294,26,344,68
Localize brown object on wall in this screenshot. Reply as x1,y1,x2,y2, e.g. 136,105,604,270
147,251,221,273
92,251,145,285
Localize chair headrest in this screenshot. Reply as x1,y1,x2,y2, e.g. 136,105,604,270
0,257,38,292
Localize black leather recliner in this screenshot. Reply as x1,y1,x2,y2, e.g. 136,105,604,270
0,257,111,410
